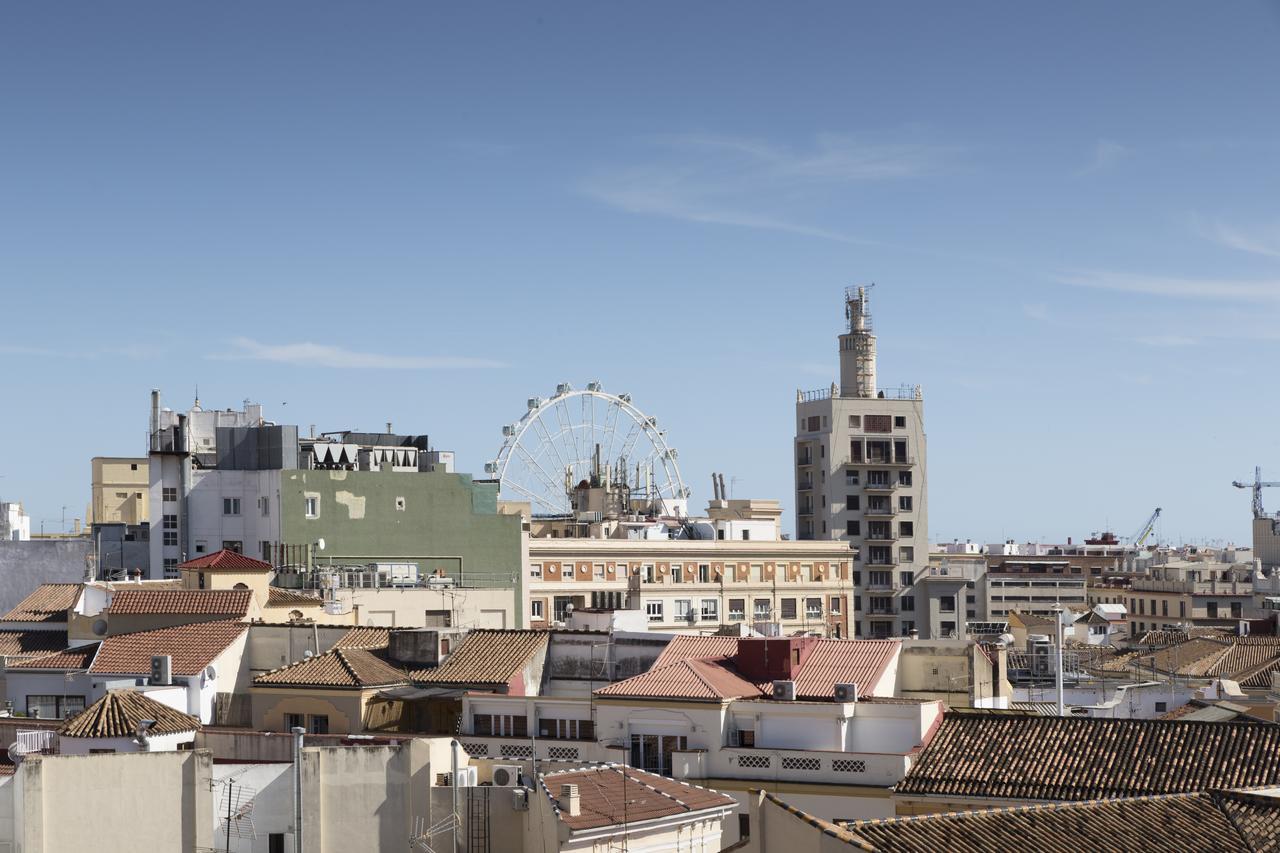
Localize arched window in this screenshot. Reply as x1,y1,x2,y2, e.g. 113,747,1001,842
233,582,249,590
289,610,304,621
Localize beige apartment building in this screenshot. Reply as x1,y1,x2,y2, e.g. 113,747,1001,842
90,456,150,525
527,535,856,637
795,287,928,638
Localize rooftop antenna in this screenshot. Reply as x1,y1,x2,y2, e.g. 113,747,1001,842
839,285,877,399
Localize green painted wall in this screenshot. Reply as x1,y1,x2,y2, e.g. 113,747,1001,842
279,469,522,623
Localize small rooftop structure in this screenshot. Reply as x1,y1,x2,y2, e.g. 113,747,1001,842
107,588,253,617
177,549,271,572
60,690,200,739
410,629,548,689
254,648,409,689
89,620,247,677
538,765,736,832
0,584,81,624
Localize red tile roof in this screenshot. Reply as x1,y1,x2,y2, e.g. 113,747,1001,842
595,658,765,701
266,587,323,607
177,549,271,572
7,642,100,671
412,629,548,687
60,690,200,738
652,635,901,700
90,620,248,677
0,584,81,623
254,648,409,689
108,589,253,617
331,626,391,651
539,765,736,832
0,630,70,658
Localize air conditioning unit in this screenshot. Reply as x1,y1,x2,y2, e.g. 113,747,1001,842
834,682,860,703
512,788,529,811
772,679,796,701
492,764,522,787
149,655,172,686
451,766,478,788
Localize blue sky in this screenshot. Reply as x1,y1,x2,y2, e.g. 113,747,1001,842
3,3,1279,544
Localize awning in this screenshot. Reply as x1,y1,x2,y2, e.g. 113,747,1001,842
374,686,467,701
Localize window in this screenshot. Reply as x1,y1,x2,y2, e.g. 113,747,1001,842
742,529,750,541
847,495,860,511
699,564,711,583
223,497,241,516
735,728,755,747
899,546,915,563
539,718,594,740
854,595,862,612
898,470,912,486
270,834,286,853
630,734,686,776
893,416,906,428
162,513,178,546
941,620,956,636
830,596,842,614
869,570,891,587
531,600,544,620
672,564,683,583
1155,702,1168,713
162,558,178,578
26,694,84,719
729,599,745,620
644,564,656,583
1162,600,1168,617
846,470,860,486
674,599,692,620
701,599,719,620
848,415,861,428
899,571,913,587
939,595,956,613
646,601,664,622
305,496,319,518
899,521,914,537
900,595,915,612
530,563,543,579
222,540,242,553
1231,601,1243,619
852,571,862,585
553,596,575,622
260,496,270,516
780,598,797,619
846,521,861,536
284,713,305,731
261,541,271,561
1179,601,1186,618
473,714,527,737
162,487,178,502
865,414,892,433
898,496,913,511
806,598,822,619
753,599,770,619
195,540,207,554
806,416,821,432
901,620,915,634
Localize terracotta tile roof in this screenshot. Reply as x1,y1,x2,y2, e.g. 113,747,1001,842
411,629,547,687
90,620,248,677
8,642,100,670
177,549,271,572
653,635,900,700
895,712,1280,801
0,630,70,658
1134,628,1227,647
266,587,323,607
0,584,80,623
595,658,764,701
1116,636,1280,687
840,790,1280,852
539,765,735,831
254,648,409,689
331,626,391,651
59,689,200,738
108,588,253,617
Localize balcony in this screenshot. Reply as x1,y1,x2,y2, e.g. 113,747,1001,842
866,607,898,618
797,453,814,467
846,456,916,469
864,580,900,592
865,558,898,567
864,481,897,493
864,531,896,544
864,505,897,518
672,746,911,789
798,479,814,491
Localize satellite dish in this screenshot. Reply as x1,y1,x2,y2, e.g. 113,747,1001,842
8,741,28,764
91,619,108,637
315,538,326,551
204,664,218,681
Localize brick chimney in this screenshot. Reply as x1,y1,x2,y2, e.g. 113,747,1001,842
735,637,818,681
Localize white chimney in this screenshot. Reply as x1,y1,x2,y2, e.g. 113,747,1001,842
560,783,580,817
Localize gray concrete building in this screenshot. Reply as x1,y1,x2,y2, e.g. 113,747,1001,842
795,287,929,639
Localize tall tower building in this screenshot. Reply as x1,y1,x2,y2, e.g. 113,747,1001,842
795,287,934,639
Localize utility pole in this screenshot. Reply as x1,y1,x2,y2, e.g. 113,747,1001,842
1052,602,1065,716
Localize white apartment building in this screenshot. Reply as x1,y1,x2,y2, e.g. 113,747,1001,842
1,501,31,541
795,287,929,638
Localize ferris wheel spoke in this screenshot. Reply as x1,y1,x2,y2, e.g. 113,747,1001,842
554,400,585,476
514,442,568,503
503,478,564,515
616,420,646,475
601,398,624,472
533,414,572,481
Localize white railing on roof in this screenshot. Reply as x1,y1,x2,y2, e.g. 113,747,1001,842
16,729,56,755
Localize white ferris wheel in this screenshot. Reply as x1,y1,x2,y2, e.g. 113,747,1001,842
485,381,690,517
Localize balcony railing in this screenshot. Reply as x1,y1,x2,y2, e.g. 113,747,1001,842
866,606,898,616
847,456,916,468
864,531,896,544
673,745,912,789
864,481,897,492
864,506,897,517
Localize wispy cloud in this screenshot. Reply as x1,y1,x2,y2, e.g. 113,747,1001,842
1058,269,1280,302
1077,139,1130,175
215,338,505,369
1135,334,1198,347
1022,303,1050,321
1196,217,1280,258
582,133,951,243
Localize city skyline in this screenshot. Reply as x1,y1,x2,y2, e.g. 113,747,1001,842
4,3,1279,543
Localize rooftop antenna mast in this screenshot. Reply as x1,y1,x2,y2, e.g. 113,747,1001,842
839,284,877,399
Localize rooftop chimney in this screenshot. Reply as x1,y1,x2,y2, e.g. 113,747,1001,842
560,783,580,817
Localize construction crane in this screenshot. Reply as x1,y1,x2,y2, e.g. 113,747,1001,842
1130,507,1162,549
1232,467,1280,519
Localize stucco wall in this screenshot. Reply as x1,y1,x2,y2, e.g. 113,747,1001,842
14,750,214,852
253,688,372,734
0,540,90,612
